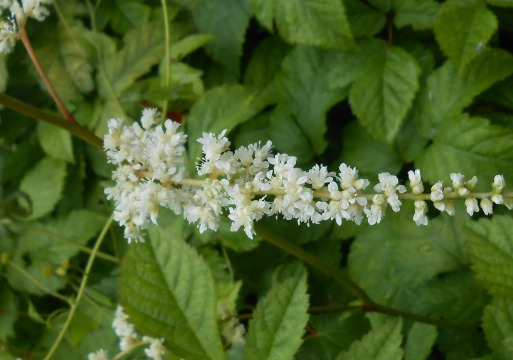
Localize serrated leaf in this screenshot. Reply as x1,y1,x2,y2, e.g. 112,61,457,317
191,0,250,73
186,85,260,170
97,20,164,98
434,0,497,72
274,46,348,154
344,0,386,37
37,122,74,163
416,115,513,188
483,299,513,360
338,122,402,176
348,210,466,307
417,49,513,134
119,221,225,360
349,42,420,143
336,318,403,360
394,0,440,30
296,313,370,359
466,216,513,300
19,157,67,219
5,210,107,294
404,323,437,360
244,265,309,360
248,0,353,48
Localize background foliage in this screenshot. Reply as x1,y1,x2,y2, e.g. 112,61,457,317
2,0,513,359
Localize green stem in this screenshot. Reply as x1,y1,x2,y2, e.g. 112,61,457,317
0,92,103,150
43,216,113,360
18,20,76,123
161,0,171,118
254,224,473,332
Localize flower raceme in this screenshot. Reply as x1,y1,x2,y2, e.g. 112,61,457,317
104,109,512,243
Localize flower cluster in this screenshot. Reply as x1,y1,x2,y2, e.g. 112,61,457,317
88,306,166,360
0,0,52,53
104,109,512,243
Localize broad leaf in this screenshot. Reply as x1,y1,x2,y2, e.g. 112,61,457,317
394,0,440,30
248,0,353,48
186,84,260,169
404,323,437,360
344,0,386,37
336,318,403,360
119,221,225,360
37,122,74,163
349,41,420,143
416,115,513,188
416,49,513,134
170,33,216,61
244,264,309,360
434,0,497,72
19,157,67,220
467,216,513,300
483,299,513,359
274,46,348,154
191,0,251,73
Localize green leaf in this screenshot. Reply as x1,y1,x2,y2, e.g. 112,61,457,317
170,33,216,61
338,121,402,177
394,0,440,30
119,221,225,360
336,318,403,360
19,157,67,220
274,46,348,154
416,49,513,134
110,0,151,33
344,0,386,37
0,54,8,92
5,210,107,294
296,312,370,359
244,264,309,360
404,323,437,360
434,0,497,72
466,216,513,300
483,299,513,360
97,20,164,98
248,0,353,48
349,42,420,143
186,85,261,170
0,284,16,340
37,122,74,163
191,0,251,73
416,115,513,188
488,0,513,6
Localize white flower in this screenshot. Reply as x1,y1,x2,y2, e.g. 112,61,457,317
112,306,139,351
430,182,444,202
450,173,477,196
480,198,493,215
408,170,424,194
364,194,386,225
491,175,505,204
0,21,18,54
374,173,406,212
87,349,108,360
465,197,479,216
339,163,369,190
308,164,334,189
413,200,428,226
143,336,166,360
141,108,158,129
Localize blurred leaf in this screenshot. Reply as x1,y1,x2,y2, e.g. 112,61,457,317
417,49,513,135
0,54,8,92
191,0,250,74
434,0,497,72
170,33,216,60
344,0,386,37
111,0,151,34
349,42,420,143
404,322,437,360
244,264,309,360
37,122,74,163
248,0,353,48
467,216,513,300
394,0,440,30
483,299,513,360
19,157,67,220
120,221,225,360
416,115,513,188
275,46,348,154
336,318,403,360
0,284,16,340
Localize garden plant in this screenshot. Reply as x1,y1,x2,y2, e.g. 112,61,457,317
1,0,513,359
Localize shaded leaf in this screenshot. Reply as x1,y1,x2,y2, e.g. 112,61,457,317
483,299,513,360
344,0,386,37
394,0,440,30
248,0,353,48
37,122,74,163
404,322,437,360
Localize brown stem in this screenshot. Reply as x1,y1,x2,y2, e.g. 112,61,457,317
18,20,76,123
